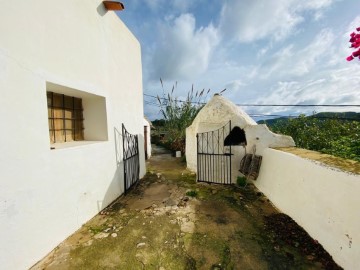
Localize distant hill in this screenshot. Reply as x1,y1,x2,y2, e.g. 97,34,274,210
257,112,360,126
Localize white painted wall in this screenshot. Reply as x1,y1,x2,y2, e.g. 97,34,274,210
255,148,360,270
186,94,294,182
0,1,145,269
143,118,152,159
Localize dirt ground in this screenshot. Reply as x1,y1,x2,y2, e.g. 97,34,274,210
32,145,342,270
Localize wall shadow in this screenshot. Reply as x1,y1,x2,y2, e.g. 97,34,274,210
98,127,125,211
99,127,146,211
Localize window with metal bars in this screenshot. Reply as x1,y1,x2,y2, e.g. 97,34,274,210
47,91,84,143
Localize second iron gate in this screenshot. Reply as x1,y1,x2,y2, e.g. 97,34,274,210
196,121,232,184
122,123,140,193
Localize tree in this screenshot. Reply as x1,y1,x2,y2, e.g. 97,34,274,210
270,115,360,162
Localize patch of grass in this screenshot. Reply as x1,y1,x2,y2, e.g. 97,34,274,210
186,190,198,197
184,254,197,270
177,173,197,190
222,196,238,206
190,232,232,268
108,201,124,211
220,245,232,268
88,225,107,234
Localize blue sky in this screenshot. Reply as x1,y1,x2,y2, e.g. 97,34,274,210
119,0,360,120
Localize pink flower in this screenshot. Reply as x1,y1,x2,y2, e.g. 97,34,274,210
346,26,360,62
352,50,360,57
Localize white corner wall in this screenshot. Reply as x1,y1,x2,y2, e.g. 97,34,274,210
255,148,360,270
143,118,152,159
0,1,145,269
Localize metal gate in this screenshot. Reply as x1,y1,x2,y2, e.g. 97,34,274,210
122,124,140,193
197,121,232,184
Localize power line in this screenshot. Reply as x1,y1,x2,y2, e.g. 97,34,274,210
249,114,297,118
144,94,360,121
144,100,159,105
248,114,360,121
143,93,360,107
238,104,360,107
144,93,206,105
144,102,159,107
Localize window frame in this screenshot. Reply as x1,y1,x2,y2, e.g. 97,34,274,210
47,91,85,144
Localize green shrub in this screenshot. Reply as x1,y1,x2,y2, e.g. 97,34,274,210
186,190,198,197
237,176,247,187
270,114,360,162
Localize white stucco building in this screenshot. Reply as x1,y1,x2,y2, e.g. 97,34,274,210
0,1,145,269
186,94,295,183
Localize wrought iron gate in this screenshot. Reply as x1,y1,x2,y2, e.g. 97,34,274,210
122,124,140,193
197,121,232,184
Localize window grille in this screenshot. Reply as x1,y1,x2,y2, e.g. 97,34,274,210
47,91,84,143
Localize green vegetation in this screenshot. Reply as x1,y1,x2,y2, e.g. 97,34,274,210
186,190,198,197
236,176,247,187
267,114,360,162
152,79,211,153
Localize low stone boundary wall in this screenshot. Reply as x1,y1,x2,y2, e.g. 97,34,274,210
254,148,360,270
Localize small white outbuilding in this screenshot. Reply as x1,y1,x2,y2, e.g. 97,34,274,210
186,94,295,183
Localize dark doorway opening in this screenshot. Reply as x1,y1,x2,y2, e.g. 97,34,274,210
224,126,247,146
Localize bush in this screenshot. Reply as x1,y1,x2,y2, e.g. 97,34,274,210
237,176,247,187
270,115,360,162
186,190,198,197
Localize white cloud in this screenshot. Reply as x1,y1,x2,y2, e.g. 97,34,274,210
219,0,336,43
143,0,164,11
252,64,360,115
141,0,197,14
172,0,194,12
346,16,360,33
290,29,335,75
225,80,245,92
296,0,334,10
258,45,295,79
254,28,335,80
150,13,219,80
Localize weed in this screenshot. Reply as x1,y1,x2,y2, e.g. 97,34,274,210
186,190,198,197
88,225,106,234
236,176,247,187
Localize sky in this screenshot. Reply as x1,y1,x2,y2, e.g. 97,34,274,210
118,0,360,120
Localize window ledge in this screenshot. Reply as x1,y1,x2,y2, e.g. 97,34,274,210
50,141,107,150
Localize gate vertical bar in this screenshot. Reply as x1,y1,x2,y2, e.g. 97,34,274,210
229,120,232,184
197,134,200,181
